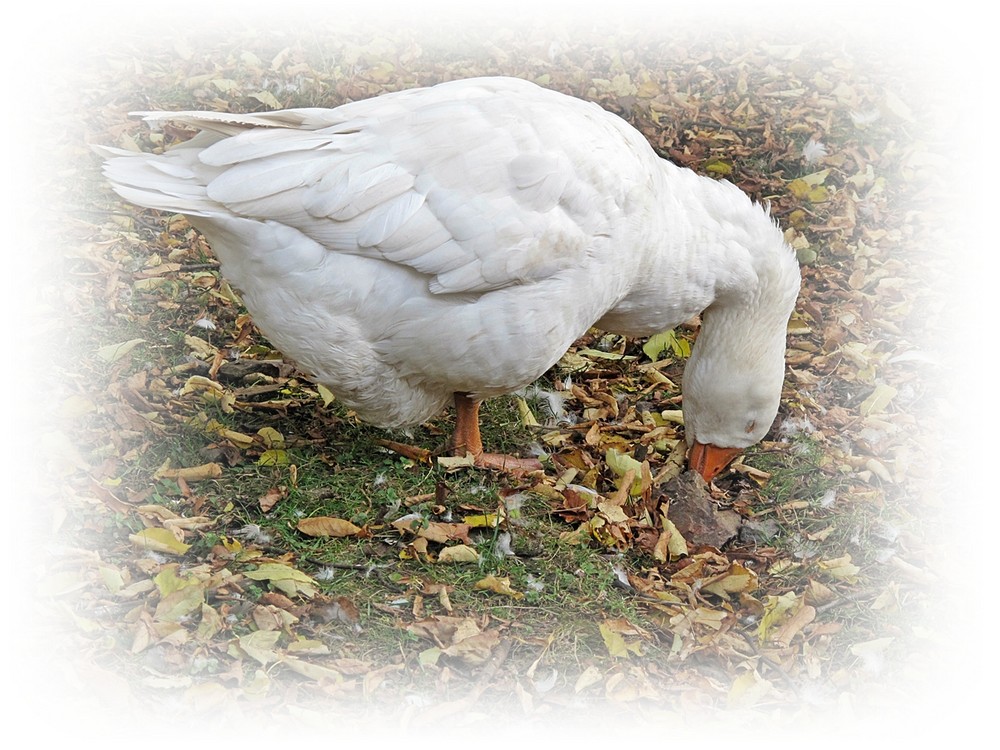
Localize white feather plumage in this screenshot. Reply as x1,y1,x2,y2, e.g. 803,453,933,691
98,76,799,460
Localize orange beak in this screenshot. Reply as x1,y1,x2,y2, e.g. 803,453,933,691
688,442,743,483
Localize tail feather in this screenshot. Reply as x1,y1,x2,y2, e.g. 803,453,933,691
94,143,218,216
130,107,351,135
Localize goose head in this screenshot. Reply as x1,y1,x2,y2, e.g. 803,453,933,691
683,348,787,482
681,234,800,482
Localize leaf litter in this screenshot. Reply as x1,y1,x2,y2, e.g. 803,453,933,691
36,14,955,732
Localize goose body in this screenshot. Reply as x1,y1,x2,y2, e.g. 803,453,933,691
99,76,800,477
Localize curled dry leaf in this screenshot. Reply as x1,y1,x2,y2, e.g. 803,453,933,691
129,528,191,556
391,516,471,545
437,544,481,564
153,462,223,482
259,486,286,513
473,575,524,600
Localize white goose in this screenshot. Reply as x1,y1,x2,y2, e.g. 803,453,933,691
98,77,800,480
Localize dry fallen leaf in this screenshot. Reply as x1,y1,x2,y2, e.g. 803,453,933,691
129,528,191,556
297,516,363,538
259,486,286,513
473,575,524,600
818,554,861,583
391,516,471,544
97,338,145,363
244,563,319,598
153,462,223,482
442,629,501,665
437,544,481,564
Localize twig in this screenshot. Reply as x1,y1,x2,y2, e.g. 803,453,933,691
734,629,801,698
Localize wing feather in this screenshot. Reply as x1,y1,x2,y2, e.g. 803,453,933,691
116,78,637,294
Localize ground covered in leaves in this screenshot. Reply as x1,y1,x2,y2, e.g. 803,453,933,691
24,8,974,740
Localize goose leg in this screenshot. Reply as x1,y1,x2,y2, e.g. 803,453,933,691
453,392,542,474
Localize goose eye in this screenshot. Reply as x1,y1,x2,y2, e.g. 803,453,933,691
744,420,757,434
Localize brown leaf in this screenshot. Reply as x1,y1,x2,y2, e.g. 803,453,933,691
772,603,817,647
297,516,362,537
153,462,223,482
391,517,471,545
259,486,286,513
442,629,501,665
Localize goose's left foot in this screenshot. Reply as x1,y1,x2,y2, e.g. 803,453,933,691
452,392,543,475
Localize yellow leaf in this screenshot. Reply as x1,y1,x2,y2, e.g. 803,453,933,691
98,565,125,594
442,630,501,665
599,621,643,658
801,168,831,186
757,591,800,643
473,575,524,599
772,603,816,647
183,378,236,414
605,448,643,495
256,427,285,448
210,78,238,92
184,335,217,359
860,383,898,415
462,513,499,528
129,528,190,556
296,516,362,538
242,669,271,697
883,90,914,121
705,157,733,176
257,449,289,466
238,630,282,665
818,554,860,583
316,383,336,407
366,61,396,83
574,665,604,692
806,525,835,542
636,77,660,98
728,670,773,709
286,639,331,656
437,544,481,564
516,396,539,427
97,338,145,363
280,656,343,682
153,565,193,596
576,348,632,360
597,501,628,523
437,453,476,470
659,409,685,425
702,562,759,598
418,647,442,666
788,178,811,199
806,185,829,203
196,603,223,640
250,90,281,108
654,513,688,562
600,623,629,658
643,330,689,361
244,563,318,598
154,584,205,623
